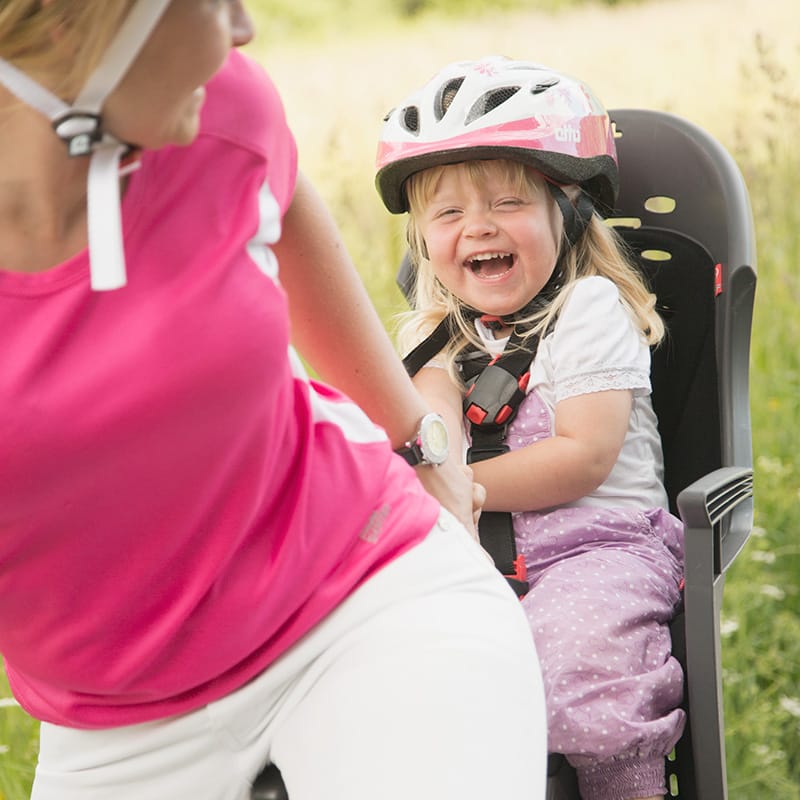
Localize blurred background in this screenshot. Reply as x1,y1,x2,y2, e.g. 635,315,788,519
1,0,798,797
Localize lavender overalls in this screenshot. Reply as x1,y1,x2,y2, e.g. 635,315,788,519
507,389,686,800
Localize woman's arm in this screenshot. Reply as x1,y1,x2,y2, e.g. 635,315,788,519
471,388,632,512
413,365,486,538
412,366,466,465
273,171,477,528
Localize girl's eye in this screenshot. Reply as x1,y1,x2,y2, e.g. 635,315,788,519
497,197,523,207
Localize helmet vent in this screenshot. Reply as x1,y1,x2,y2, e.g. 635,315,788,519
531,76,560,95
465,86,520,124
401,106,420,134
435,77,465,120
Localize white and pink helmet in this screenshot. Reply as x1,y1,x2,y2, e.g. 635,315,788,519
375,55,619,215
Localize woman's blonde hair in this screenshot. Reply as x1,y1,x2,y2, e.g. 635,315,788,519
396,158,664,386
0,1,134,101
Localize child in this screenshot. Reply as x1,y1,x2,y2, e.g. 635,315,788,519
375,56,686,800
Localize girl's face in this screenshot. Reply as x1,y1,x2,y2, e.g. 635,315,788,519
101,0,254,150
416,161,563,318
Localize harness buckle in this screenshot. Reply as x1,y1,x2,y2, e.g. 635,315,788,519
463,363,530,429
466,443,509,464
504,556,529,598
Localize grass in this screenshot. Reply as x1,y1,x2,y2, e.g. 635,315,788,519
719,36,800,795
2,1,799,797
0,674,36,800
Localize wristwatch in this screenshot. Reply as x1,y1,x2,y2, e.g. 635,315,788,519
394,413,449,466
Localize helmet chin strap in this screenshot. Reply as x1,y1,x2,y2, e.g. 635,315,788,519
547,183,595,246
0,0,172,290
460,258,565,330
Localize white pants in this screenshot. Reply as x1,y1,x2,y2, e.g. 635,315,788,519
32,510,546,800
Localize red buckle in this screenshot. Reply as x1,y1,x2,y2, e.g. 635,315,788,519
466,404,488,425
511,555,527,583
494,405,513,424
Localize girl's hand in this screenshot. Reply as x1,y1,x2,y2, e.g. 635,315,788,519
469,468,486,541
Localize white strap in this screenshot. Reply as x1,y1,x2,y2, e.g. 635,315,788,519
87,142,129,290
75,0,173,112
0,57,68,120
0,1,173,291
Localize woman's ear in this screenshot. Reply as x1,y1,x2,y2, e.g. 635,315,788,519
39,0,66,46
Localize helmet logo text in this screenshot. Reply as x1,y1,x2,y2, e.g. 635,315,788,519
555,125,581,143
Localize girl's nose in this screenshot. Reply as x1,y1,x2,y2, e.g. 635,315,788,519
230,1,256,47
463,213,497,238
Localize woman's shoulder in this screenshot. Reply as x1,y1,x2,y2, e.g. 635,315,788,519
194,50,297,213
199,50,293,160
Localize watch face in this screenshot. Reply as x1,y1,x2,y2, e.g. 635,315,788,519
420,414,449,464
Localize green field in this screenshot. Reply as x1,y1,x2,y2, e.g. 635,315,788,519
2,1,798,797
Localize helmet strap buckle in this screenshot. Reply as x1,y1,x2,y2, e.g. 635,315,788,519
52,111,104,157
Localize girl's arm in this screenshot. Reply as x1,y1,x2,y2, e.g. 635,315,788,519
471,388,632,512
273,171,476,528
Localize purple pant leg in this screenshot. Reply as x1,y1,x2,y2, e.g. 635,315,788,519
517,507,685,799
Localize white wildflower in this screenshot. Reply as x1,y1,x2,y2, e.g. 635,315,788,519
756,456,789,476
761,584,786,601
720,617,739,636
750,550,776,563
779,696,800,719
0,698,19,708
752,743,786,765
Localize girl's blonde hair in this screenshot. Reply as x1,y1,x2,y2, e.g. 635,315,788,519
0,1,134,101
396,158,664,387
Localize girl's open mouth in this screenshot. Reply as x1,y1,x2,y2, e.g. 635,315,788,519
465,252,514,279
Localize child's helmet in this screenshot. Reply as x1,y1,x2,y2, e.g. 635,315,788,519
376,55,619,215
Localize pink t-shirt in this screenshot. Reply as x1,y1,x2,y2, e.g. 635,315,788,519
0,51,438,728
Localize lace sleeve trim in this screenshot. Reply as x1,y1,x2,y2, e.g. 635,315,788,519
556,366,650,403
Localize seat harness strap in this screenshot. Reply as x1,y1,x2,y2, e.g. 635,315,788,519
460,329,542,597
403,323,543,598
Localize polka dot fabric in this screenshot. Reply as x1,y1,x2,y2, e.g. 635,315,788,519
507,390,686,799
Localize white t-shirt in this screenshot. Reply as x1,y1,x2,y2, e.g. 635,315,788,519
475,275,668,510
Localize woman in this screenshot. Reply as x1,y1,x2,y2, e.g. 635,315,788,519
0,4,545,799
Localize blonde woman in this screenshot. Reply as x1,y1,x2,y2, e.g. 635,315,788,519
0,8,546,800
377,56,686,800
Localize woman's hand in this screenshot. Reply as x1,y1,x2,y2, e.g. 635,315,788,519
413,461,485,541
